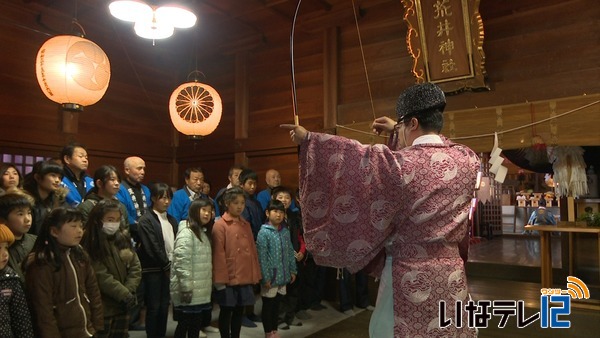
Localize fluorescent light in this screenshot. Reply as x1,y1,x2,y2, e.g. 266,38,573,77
109,1,152,23
134,19,174,40
156,6,197,29
109,1,196,40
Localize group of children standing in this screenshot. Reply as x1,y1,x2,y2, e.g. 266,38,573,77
0,162,307,338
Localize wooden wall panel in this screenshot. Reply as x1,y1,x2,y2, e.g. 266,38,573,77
176,155,236,196
338,94,600,152
248,151,303,196
0,0,178,185
1,0,598,191
336,0,600,146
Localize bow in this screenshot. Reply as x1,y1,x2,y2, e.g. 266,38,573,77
290,0,302,126
289,0,375,128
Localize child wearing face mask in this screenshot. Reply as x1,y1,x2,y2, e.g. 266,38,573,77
81,200,141,338
24,207,104,337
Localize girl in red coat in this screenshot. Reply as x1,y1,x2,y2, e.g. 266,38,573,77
212,187,261,338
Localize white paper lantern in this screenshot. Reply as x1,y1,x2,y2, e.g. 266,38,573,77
35,35,110,110
169,82,222,136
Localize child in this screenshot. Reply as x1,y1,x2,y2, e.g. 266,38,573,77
271,186,308,325
78,165,129,228
81,199,141,338
137,182,177,338
24,207,104,337
0,192,36,282
22,160,67,235
0,223,34,337
212,187,261,338
239,169,264,240
256,200,297,338
171,198,217,338
238,169,264,327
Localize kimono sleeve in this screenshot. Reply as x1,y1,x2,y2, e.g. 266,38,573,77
527,210,537,225
299,133,405,273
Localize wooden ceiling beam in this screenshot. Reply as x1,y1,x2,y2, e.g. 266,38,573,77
197,0,266,38
263,0,289,6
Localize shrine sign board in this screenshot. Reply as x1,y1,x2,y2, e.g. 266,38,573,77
403,0,488,93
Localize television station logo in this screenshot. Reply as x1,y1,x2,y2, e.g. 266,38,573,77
439,276,591,329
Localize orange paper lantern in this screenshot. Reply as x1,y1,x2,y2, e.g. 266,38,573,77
35,35,111,110
169,82,222,136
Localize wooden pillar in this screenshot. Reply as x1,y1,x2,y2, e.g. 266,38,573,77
61,110,79,134
235,51,249,166
170,126,179,187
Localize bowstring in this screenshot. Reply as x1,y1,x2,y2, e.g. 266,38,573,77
291,0,376,125
351,0,376,121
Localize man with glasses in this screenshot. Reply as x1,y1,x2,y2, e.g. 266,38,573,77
281,82,479,337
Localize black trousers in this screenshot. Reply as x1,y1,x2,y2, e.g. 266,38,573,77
261,294,282,333
218,305,244,338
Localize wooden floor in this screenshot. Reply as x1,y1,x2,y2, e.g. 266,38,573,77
310,236,600,337
131,236,600,337
466,235,600,337
308,298,600,338
468,276,599,338
468,234,563,268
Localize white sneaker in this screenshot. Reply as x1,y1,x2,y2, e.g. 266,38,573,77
199,330,208,338
203,326,220,333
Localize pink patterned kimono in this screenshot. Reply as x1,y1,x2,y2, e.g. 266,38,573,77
299,132,479,337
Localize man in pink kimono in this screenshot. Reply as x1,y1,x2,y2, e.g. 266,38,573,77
282,83,479,337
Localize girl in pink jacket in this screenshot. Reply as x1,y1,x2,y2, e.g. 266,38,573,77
212,187,261,338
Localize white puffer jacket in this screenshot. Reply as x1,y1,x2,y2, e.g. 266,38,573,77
170,222,213,307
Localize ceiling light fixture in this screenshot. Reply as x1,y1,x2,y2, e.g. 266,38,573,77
109,1,197,42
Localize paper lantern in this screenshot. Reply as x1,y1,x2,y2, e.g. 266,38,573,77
169,82,222,136
35,35,111,110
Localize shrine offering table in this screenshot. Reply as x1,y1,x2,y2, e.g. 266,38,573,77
524,224,600,288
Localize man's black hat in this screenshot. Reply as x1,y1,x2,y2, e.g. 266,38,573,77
395,82,446,122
